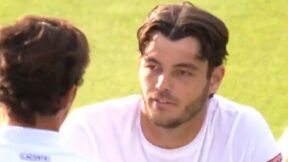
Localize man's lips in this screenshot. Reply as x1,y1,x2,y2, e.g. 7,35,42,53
152,98,177,106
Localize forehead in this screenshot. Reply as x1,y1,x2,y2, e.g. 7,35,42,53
143,32,203,63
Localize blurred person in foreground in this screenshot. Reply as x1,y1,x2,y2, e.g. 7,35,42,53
0,15,93,162
60,2,282,162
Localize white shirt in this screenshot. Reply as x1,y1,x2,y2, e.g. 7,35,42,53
278,128,288,161
0,126,93,162
60,95,281,162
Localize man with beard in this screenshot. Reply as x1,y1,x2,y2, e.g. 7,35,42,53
60,2,281,162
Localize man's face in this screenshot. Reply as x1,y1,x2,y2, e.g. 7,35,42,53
139,32,223,128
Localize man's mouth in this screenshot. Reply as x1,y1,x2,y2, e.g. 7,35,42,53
152,97,177,106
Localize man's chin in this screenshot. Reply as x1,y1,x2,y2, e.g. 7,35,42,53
149,116,182,129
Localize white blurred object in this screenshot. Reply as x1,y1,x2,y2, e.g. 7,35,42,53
278,128,288,161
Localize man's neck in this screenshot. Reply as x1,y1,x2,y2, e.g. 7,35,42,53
140,104,208,149
2,104,69,131
6,118,59,131
3,113,61,131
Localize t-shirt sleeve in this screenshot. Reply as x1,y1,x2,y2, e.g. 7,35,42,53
278,128,288,161
245,110,282,162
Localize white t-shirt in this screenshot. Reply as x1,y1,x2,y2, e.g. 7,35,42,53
60,95,282,162
0,126,93,162
278,128,288,161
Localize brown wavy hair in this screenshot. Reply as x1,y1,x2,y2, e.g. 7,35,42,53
137,1,229,77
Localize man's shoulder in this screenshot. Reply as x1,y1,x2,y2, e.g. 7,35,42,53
0,141,94,162
211,95,261,116
210,96,280,162
66,95,142,125
75,94,141,113
60,95,142,149
209,95,267,129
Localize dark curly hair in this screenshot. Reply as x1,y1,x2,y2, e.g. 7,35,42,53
0,15,89,125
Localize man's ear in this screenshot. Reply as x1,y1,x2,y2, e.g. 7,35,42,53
56,85,77,127
209,65,225,95
61,85,77,111
0,103,8,125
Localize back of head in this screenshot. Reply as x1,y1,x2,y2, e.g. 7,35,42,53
0,15,89,126
137,1,229,71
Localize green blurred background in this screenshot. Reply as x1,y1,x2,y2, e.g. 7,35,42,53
0,0,287,138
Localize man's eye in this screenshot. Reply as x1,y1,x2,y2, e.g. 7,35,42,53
145,64,158,70
177,70,193,76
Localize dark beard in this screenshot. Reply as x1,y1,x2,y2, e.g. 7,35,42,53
143,84,210,129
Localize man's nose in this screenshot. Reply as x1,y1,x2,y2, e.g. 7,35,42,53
155,73,172,91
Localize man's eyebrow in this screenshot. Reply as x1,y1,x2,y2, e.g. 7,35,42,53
143,57,159,64
174,63,199,70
